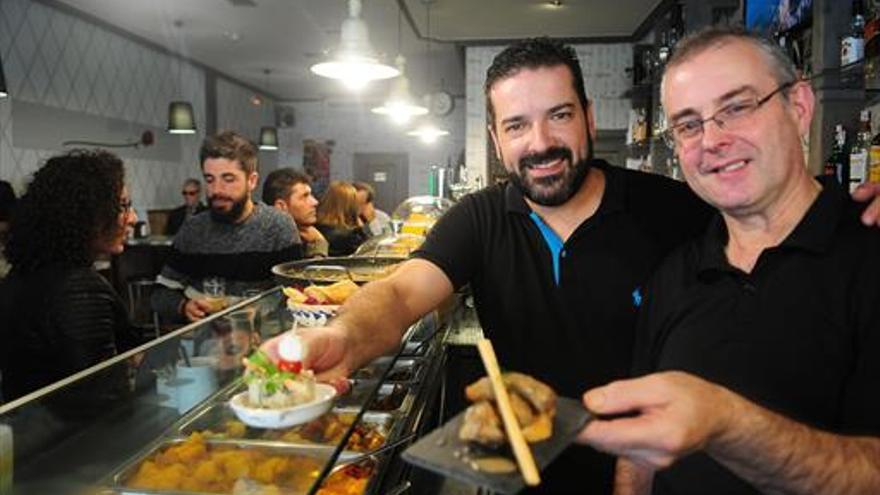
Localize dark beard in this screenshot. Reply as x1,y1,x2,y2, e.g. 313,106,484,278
508,146,591,206
209,195,248,224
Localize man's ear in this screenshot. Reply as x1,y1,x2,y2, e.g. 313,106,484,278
272,199,287,211
487,124,503,162
585,101,597,141
247,172,259,192
787,81,815,138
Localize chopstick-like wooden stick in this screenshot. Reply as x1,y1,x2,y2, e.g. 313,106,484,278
476,338,541,486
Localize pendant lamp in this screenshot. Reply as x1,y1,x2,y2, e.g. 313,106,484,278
1,55,8,98
371,55,429,124
259,126,279,151
310,0,400,90
167,101,196,134
257,69,279,151
407,0,448,143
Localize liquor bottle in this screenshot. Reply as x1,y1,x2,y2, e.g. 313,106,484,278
825,124,848,185
850,110,871,192
842,0,866,66
871,123,880,182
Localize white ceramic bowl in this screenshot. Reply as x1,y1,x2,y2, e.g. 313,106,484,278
228,383,337,429
287,302,339,327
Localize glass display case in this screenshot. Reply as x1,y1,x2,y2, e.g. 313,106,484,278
391,196,454,236
0,287,447,495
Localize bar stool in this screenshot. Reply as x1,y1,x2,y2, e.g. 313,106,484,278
126,276,160,340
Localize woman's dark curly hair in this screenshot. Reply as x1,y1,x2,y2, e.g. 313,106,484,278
5,149,126,271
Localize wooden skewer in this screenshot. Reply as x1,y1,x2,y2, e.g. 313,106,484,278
476,338,541,486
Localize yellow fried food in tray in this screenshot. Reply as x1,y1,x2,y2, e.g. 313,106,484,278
124,432,324,494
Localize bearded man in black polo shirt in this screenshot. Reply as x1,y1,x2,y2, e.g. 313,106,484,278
579,27,880,495
266,38,880,494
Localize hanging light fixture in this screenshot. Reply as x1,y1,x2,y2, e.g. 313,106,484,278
310,0,400,91
407,122,450,143
372,55,428,124
167,22,196,134
372,8,427,124
407,0,449,144
167,101,196,134
258,69,279,151
0,54,7,98
258,126,279,150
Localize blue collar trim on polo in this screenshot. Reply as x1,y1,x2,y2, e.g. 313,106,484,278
529,211,564,286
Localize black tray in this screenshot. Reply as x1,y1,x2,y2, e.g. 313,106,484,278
402,397,591,494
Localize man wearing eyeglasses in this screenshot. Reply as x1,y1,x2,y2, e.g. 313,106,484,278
579,27,880,494
263,36,880,494
166,178,207,236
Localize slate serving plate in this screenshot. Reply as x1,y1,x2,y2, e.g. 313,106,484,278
402,397,591,494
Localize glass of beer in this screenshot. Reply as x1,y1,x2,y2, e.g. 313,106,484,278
202,277,227,313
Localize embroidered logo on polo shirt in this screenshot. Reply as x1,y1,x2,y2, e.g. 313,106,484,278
632,287,643,308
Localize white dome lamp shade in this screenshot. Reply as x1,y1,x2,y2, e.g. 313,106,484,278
371,55,428,124
167,101,196,134
407,121,450,144
310,0,400,91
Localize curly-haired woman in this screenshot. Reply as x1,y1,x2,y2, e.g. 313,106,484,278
315,180,369,257
0,150,141,401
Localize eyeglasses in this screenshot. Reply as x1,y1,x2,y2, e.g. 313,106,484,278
182,190,199,196
662,80,797,150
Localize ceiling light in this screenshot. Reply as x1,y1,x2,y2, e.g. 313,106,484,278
310,0,400,90
0,54,7,98
371,55,428,124
258,69,279,151
258,126,279,150
167,101,196,134
407,121,450,144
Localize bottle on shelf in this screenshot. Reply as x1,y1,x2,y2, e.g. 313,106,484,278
870,120,880,183
825,124,849,185
842,0,867,66
849,110,871,192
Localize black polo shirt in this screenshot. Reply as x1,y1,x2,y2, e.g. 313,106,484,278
414,159,711,494
633,179,880,495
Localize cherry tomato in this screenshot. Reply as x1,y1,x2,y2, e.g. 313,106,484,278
278,360,303,374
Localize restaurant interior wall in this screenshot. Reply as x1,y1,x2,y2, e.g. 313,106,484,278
279,97,465,197
465,43,634,185
0,0,280,211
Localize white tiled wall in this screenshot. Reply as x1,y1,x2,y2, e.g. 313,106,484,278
0,0,278,210
465,43,633,183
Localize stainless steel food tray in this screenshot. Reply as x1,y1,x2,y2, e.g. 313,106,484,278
176,401,395,450
352,358,423,384
107,437,357,495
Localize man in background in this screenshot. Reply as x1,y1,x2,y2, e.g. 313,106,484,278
353,182,392,236
263,168,328,258
152,131,302,324
166,178,206,236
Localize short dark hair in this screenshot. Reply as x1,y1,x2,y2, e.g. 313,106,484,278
262,168,311,205
5,150,125,271
182,178,201,190
0,180,16,222
664,26,798,91
199,130,258,175
485,37,589,128
352,182,375,203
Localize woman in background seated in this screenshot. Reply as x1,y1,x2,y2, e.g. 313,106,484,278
315,181,369,257
0,150,141,402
